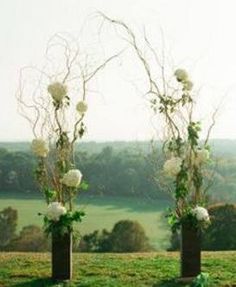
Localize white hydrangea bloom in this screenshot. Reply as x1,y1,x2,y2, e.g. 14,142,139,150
46,202,66,221
183,80,193,91
76,101,88,115
48,82,67,102
192,206,210,222
62,169,82,188
31,138,49,157
163,157,182,177
194,149,210,165
174,69,188,82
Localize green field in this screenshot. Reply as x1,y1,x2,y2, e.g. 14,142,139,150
0,195,171,250
0,252,236,286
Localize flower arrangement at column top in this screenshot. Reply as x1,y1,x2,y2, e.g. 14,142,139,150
31,82,88,236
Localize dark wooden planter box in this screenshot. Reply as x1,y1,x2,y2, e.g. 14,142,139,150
180,223,201,278
52,232,72,280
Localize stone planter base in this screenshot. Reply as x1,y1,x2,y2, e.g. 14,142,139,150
180,223,201,278
52,232,72,280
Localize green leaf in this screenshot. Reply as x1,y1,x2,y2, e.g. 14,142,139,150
80,180,89,191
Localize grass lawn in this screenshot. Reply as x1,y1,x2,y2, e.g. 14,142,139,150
0,195,171,250
0,252,235,286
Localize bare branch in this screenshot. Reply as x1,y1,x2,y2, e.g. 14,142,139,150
204,106,219,146
84,50,124,84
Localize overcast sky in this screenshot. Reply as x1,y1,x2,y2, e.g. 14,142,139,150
1,0,236,141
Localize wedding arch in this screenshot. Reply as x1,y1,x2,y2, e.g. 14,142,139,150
16,15,217,284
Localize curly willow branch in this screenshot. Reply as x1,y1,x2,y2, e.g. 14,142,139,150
99,12,181,138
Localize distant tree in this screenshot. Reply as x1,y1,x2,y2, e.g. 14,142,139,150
78,230,101,252
168,231,180,251
109,220,150,252
202,204,236,250
78,229,113,252
78,220,151,253
10,225,49,252
0,207,17,250
98,229,113,252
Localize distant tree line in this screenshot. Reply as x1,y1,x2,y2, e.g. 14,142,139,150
0,207,151,253
0,146,166,199
78,220,152,253
1,204,235,252
0,145,236,201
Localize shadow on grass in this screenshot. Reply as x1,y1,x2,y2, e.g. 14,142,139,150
153,278,189,287
11,277,69,287
12,279,189,287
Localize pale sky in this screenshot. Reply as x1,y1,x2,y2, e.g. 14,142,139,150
1,0,236,141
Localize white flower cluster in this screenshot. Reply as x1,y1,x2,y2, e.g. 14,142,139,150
76,101,88,115
192,206,210,222
194,149,210,165
48,82,67,102
46,202,66,221
174,69,188,82
62,169,82,188
174,69,193,91
31,138,49,157
163,157,182,177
